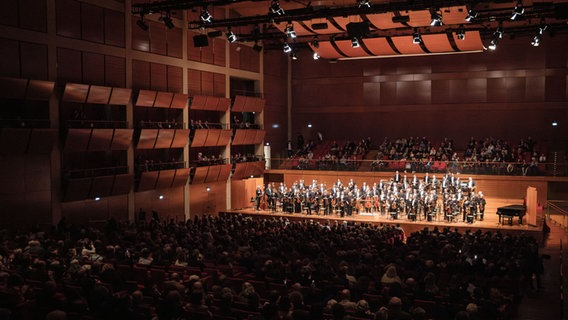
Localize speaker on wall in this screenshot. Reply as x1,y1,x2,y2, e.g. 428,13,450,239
193,35,209,47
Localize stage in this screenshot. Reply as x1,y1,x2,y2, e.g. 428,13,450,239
222,197,544,240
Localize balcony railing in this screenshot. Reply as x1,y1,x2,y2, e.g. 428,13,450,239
63,166,129,179
67,120,129,129
268,158,568,177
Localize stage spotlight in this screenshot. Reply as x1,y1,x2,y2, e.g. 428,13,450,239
511,1,525,20
291,52,298,60
456,28,466,40
488,27,503,50
313,52,320,60
136,17,149,31
531,25,547,46
200,8,213,24
162,14,174,29
465,9,478,22
270,0,285,15
358,0,371,9
285,23,296,38
311,37,319,48
430,11,443,26
226,29,237,43
283,43,292,53
412,31,422,44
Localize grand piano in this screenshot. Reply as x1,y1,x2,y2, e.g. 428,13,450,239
496,204,526,225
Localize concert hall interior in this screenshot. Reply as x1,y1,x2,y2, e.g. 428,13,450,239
0,0,567,319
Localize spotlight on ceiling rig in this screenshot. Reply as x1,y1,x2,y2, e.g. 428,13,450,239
200,8,213,24
511,1,525,20
270,0,285,15
430,10,443,26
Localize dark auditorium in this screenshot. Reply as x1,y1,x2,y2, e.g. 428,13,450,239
0,0,567,319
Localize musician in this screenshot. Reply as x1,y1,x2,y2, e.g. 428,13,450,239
255,186,262,210
394,171,401,183
389,197,399,220
478,191,486,221
265,183,275,212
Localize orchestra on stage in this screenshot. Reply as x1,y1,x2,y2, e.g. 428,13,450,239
253,171,486,224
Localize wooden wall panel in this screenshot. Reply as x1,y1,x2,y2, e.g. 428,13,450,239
171,129,189,148
105,55,126,87
154,91,173,108
231,178,262,210
167,66,183,93
189,181,227,216
218,164,232,181
218,130,232,146
56,0,81,39
150,63,167,91
89,176,114,198
191,129,207,147
232,162,247,180
27,80,54,100
232,129,246,145
82,52,105,85
187,69,201,95
201,71,214,96
154,129,175,149
0,78,30,100
213,38,226,67
135,89,156,107
104,9,125,47
87,85,112,104
57,48,82,83
131,18,150,52
0,39,20,78
192,167,208,184
186,31,201,62
0,156,25,194
135,188,185,222
0,0,18,27
167,28,183,58
111,129,133,150
137,129,158,149
205,165,221,183
156,169,176,189
204,129,220,146
214,73,225,97
138,171,159,191
171,93,188,109
150,22,167,56
171,168,190,187
89,129,113,151
81,3,104,43
20,42,48,80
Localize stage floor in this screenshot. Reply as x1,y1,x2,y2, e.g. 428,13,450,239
223,197,543,239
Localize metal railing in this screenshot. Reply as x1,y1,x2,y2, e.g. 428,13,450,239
67,119,129,129
547,201,568,230
1,118,51,128
63,166,129,179
268,158,568,176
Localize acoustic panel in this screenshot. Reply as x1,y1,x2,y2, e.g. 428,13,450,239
26,80,55,100
191,166,208,185
243,130,257,145
171,168,190,187
136,89,157,107
217,164,232,181
171,129,189,148
204,96,219,110
62,83,89,103
254,130,266,144
203,129,220,146
138,171,159,191
86,85,112,104
232,162,247,180
204,165,221,183
64,129,91,152
155,169,176,189
154,91,174,108
218,130,232,146
232,129,246,145
189,95,207,110
217,97,231,112
111,129,133,150
170,93,188,109
109,87,132,105
191,129,207,147
137,129,158,149
154,129,175,149
88,129,113,151
232,95,246,112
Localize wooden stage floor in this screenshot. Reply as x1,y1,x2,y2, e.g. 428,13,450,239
223,197,543,239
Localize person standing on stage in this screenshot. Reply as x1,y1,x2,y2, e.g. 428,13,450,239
255,186,262,210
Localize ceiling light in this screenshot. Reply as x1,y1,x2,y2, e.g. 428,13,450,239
456,27,466,40
285,23,296,38
430,11,443,26
200,8,213,24
488,39,498,50
465,9,478,22
283,43,292,53
270,0,285,15
311,37,319,48
313,52,320,60
162,14,174,29
511,1,525,20
358,0,371,9
488,27,503,50
351,37,360,48
413,31,422,44
226,29,237,43
291,52,298,60
136,17,149,31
